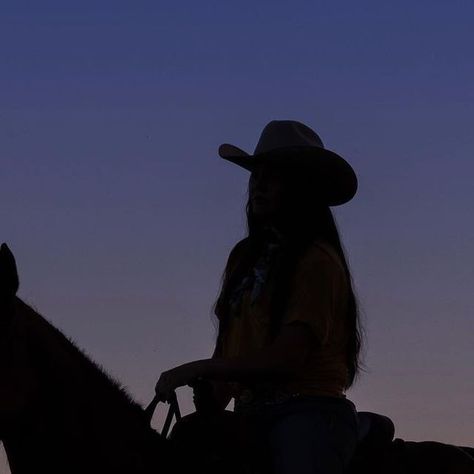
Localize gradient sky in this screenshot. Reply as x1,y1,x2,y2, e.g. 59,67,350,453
1,1,473,469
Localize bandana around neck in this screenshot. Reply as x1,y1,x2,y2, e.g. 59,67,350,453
229,225,286,313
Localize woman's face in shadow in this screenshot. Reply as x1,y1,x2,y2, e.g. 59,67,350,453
248,163,287,224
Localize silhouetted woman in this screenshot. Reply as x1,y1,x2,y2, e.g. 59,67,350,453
155,120,363,474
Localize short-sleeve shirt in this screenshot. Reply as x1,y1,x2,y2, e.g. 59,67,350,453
218,239,350,400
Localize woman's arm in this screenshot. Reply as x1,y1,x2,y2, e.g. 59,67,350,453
192,322,313,382
155,322,314,401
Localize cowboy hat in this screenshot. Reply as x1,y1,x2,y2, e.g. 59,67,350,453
218,120,357,206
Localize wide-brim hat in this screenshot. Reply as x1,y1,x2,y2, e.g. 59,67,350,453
218,120,357,206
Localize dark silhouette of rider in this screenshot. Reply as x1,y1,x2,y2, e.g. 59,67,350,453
156,120,363,474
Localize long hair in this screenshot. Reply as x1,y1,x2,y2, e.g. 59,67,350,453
213,167,364,388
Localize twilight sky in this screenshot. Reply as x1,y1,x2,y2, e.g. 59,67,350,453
1,1,473,468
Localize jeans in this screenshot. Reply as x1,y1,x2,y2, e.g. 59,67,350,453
241,396,359,474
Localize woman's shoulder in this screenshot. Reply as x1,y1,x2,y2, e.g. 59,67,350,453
222,238,252,276
227,238,249,262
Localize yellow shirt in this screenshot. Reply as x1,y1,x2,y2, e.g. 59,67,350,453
219,239,350,401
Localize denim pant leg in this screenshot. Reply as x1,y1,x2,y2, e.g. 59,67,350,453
265,398,359,474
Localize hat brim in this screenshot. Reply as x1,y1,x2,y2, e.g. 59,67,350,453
218,144,357,206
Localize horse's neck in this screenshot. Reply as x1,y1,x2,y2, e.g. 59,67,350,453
4,399,163,474
3,299,167,474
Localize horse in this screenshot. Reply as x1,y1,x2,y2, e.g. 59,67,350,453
0,243,171,473
0,242,473,473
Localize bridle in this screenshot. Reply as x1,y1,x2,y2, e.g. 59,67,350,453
145,392,181,438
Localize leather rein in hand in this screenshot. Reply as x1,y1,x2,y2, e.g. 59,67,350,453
145,392,181,438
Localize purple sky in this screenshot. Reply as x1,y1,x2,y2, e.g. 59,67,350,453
1,1,473,468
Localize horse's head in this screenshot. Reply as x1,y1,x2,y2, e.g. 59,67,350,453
0,243,38,440
0,243,19,321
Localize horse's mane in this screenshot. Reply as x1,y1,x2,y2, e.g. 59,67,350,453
17,297,146,418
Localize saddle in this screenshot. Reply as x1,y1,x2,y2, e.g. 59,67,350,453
168,407,396,474
356,411,395,447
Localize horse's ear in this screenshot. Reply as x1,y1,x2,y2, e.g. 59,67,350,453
0,243,19,300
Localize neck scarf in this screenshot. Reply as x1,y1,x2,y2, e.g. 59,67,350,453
229,226,286,313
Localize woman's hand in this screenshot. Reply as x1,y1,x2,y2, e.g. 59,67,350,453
190,378,221,413
155,361,206,402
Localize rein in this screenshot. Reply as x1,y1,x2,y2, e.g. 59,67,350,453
145,392,181,438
